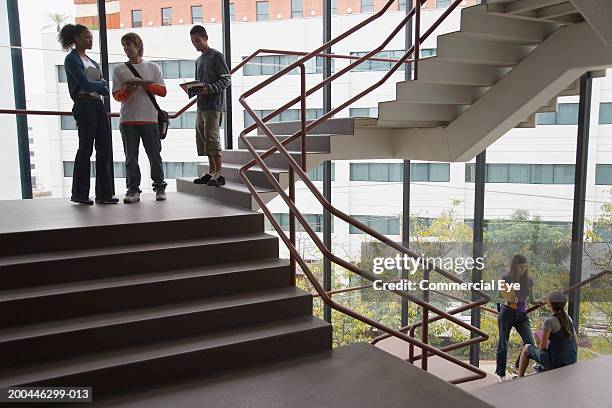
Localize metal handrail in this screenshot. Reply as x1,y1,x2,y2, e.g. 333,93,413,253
238,0,490,384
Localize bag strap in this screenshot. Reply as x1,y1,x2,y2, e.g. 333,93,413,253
124,62,163,113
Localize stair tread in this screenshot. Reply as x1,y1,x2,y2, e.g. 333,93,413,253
0,258,289,302
179,179,277,194
202,162,288,174
0,233,276,267
0,286,306,342
0,315,328,387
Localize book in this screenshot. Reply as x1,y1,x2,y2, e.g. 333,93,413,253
125,79,154,87
180,81,206,98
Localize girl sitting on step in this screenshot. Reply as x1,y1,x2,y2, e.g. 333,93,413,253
517,291,577,377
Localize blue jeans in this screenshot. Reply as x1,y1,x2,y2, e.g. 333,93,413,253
120,124,166,193
496,305,535,376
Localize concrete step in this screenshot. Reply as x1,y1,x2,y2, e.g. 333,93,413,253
378,101,466,123
239,134,332,152
0,193,263,257
436,33,535,66
198,163,288,190
256,117,355,136
223,149,321,170
459,6,558,44
0,316,332,396
177,178,277,210
0,258,291,328
0,234,279,291
395,82,487,105
417,58,511,87
92,343,493,408
0,286,312,368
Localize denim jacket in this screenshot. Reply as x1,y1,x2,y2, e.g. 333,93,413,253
64,49,109,102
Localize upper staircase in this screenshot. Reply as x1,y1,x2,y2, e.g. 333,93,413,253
179,0,612,210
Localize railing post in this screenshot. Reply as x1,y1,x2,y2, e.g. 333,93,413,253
7,0,32,199
422,267,430,370
289,168,296,285
414,0,421,80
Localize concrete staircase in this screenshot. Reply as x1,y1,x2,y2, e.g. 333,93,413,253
176,0,612,210
0,195,331,397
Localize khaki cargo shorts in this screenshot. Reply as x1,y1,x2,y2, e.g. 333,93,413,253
196,111,223,157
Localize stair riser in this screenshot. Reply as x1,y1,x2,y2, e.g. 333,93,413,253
0,294,313,368
0,266,291,328
0,215,263,258
177,179,277,210
460,9,556,44
436,37,532,67
395,82,485,105
198,164,286,190
223,151,304,170
418,62,509,87
239,136,331,152
2,237,279,290
379,103,462,122
22,325,332,396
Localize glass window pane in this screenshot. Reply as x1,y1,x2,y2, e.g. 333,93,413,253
191,6,203,24
595,164,612,185
183,111,197,128
132,10,142,27
229,3,236,21
436,0,451,8
63,161,74,177
350,163,369,181
349,108,372,117
599,103,612,124
411,163,428,181
180,60,195,78
256,1,269,21
162,61,180,79
557,103,579,125
388,163,403,182
162,7,172,26
57,66,67,82
369,163,389,182
553,164,575,184
487,164,509,183
291,0,303,18
61,115,77,130
465,163,475,182
536,112,557,125
429,163,450,182
361,0,374,13
531,164,554,184
508,164,529,183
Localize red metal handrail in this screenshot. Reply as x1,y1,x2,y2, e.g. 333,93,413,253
238,0,490,384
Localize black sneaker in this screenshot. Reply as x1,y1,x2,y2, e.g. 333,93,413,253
207,174,226,187
95,197,119,204
193,174,213,185
70,196,94,205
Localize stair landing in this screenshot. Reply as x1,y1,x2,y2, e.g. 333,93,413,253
92,343,494,408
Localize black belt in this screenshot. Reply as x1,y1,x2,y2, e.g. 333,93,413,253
77,94,102,101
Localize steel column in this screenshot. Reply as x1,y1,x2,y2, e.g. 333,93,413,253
7,0,32,199
222,0,233,149
470,150,486,367
323,0,333,324
568,72,593,330
401,0,413,328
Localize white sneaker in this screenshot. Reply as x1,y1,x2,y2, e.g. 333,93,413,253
123,191,140,204
155,190,167,201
